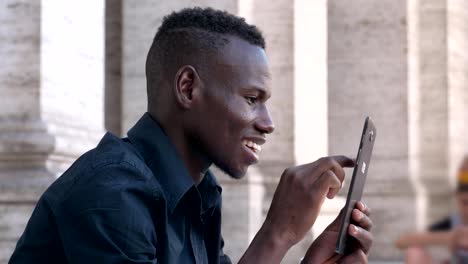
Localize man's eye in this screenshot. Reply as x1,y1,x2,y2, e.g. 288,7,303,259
246,96,257,105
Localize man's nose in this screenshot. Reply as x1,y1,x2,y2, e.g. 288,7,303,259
255,106,275,134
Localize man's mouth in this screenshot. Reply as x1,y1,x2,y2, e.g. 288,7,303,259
242,139,262,154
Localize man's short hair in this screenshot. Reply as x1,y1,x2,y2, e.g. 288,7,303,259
457,156,468,192
145,7,265,106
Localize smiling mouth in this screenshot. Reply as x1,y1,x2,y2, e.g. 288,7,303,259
242,139,262,154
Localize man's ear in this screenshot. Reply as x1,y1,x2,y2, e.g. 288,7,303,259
173,65,202,109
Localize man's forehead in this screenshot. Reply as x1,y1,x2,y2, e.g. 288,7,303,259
213,36,270,68
212,60,272,79
204,36,272,94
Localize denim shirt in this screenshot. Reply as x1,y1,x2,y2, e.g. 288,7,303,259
10,113,231,264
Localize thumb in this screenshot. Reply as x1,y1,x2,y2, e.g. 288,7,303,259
325,208,345,232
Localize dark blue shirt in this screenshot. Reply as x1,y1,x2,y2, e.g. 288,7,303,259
10,113,231,264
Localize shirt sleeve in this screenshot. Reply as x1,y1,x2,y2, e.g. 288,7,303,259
56,163,159,264
219,236,232,264
429,216,452,231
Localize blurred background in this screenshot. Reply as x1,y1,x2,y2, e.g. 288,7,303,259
1,0,467,263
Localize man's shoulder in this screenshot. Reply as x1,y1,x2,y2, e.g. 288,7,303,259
64,132,153,181
44,132,163,207
90,132,150,173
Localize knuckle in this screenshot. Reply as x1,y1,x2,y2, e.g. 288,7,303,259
325,170,341,186
317,157,334,169
324,170,334,178
282,168,304,186
318,157,328,162
282,167,297,182
319,157,342,174
283,167,294,176
369,233,374,248
321,157,334,166
366,217,374,230
366,206,372,216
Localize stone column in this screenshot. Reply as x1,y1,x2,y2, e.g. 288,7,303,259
40,0,105,171
105,0,123,135
216,166,265,262
294,0,348,239
405,1,468,261
294,0,328,167
448,0,468,179
408,0,453,226
0,1,43,259
328,0,411,261
0,0,105,261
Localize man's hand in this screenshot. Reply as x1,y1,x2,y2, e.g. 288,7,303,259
239,156,355,263
301,201,373,264
450,225,468,252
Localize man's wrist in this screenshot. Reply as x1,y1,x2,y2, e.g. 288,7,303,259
239,222,293,264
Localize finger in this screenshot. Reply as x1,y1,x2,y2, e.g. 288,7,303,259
330,155,355,168
352,208,373,231
339,249,367,264
322,254,341,264
356,201,371,216
316,157,347,184
348,224,373,254
324,208,345,232
324,170,342,198
317,170,342,199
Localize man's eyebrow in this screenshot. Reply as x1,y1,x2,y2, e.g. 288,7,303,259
261,70,271,78
242,86,271,99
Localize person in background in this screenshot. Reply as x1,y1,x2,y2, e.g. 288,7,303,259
395,156,468,264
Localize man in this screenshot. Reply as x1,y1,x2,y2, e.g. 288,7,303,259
10,7,373,263
395,156,468,263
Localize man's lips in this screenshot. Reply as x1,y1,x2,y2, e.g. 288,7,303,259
242,139,262,154
241,136,266,160
242,143,259,163
242,136,266,146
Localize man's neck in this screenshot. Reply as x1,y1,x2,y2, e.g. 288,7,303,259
149,112,210,184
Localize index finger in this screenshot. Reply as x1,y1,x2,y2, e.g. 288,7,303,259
330,155,355,168
316,156,355,183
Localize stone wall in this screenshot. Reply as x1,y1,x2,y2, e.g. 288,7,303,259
448,0,468,181
0,0,467,263
0,0,105,262
105,0,123,135
328,1,412,260
409,0,453,225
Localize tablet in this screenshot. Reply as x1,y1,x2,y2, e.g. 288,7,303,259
335,116,376,254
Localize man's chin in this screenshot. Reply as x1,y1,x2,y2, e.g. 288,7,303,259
212,163,248,179
227,170,246,179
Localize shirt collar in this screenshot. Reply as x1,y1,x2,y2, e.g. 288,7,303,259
127,113,221,214
198,170,223,214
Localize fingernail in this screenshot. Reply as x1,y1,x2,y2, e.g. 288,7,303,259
352,224,358,234
361,201,367,209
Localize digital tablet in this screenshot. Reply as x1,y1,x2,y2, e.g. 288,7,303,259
335,116,376,254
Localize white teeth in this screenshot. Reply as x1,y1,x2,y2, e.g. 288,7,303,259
243,140,262,153
255,143,261,152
